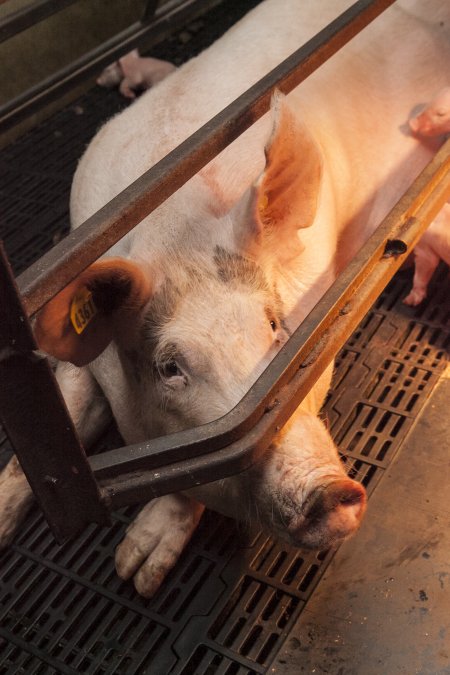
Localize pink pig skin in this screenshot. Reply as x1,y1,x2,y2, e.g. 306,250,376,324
409,87,450,137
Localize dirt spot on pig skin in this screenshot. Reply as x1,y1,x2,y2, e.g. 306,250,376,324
167,508,195,532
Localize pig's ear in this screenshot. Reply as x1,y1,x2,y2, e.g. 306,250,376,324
119,49,140,74
34,258,151,367
235,92,323,261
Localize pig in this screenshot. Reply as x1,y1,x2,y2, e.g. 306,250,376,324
1,0,449,599
96,49,176,99
409,86,450,138
403,89,450,305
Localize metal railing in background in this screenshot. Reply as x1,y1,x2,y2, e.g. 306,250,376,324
1,0,449,541
0,0,79,43
18,0,397,316
0,0,222,134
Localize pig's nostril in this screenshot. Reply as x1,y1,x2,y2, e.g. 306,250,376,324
409,117,420,132
339,492,361,506
303,478,366,521
288,478,367,549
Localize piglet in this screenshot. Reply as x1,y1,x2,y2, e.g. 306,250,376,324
403,203,450,306
97,49,176,99
404,88,450,305
409,86,450,137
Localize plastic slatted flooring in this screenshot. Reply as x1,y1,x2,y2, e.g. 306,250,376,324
1,14,449,675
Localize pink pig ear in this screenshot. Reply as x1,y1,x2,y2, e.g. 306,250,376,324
34,258,151,367
119,49,140,77
234,91,323,262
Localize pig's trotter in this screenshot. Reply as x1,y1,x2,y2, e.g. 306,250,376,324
403,246,440,306
403,287,426,306
118,79,137,100
115,494,205,598
0,455,34,549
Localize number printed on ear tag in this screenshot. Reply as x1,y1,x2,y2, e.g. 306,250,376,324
70,287,97,334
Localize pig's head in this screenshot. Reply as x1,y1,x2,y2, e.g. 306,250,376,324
409,87,450,138
96,51,141,89
187,407,366,550
35,94,366,549
96,61,123,88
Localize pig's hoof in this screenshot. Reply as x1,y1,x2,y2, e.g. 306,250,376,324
403,288,426,306
115,494,204,598
0,457,34,549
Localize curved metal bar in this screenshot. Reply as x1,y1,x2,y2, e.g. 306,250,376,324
92,139,450,507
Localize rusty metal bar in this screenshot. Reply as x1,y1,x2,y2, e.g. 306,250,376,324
93,139,450,508
0,0,223,135
0,0,78,44
0,245,109,540
17,0,396,317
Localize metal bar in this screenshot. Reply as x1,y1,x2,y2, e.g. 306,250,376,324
18,0,396,317
0,0,78,44
92,139,450,508
0,0,223,134
0,244,109,541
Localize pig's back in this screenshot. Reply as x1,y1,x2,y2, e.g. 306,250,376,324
69,0,356,228
70,0,450,264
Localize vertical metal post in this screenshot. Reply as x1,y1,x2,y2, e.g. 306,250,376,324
142,0,160,23
0,245,109,542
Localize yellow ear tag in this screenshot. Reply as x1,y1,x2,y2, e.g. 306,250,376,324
70,287,97,335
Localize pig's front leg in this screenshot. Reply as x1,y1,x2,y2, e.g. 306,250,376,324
115,494,205,598
118,78,137,100
0,455,34,548
403,242,440,306
0,363,111,548
55,361,112,447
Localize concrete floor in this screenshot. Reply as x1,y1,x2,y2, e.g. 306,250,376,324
272,368,450,675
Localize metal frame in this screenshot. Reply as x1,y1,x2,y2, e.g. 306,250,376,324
1,0,449,541
0,0,224,134
0,0,79,44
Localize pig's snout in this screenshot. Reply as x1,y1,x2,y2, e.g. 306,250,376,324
409,115,421,134
409,113,432,136
409,113,440,138
290,478,366,549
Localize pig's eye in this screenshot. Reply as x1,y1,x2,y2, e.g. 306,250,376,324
160,360,182,378
269,319,277,332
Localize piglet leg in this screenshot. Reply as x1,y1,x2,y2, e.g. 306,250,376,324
403,244,440,306
115,494,204,598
